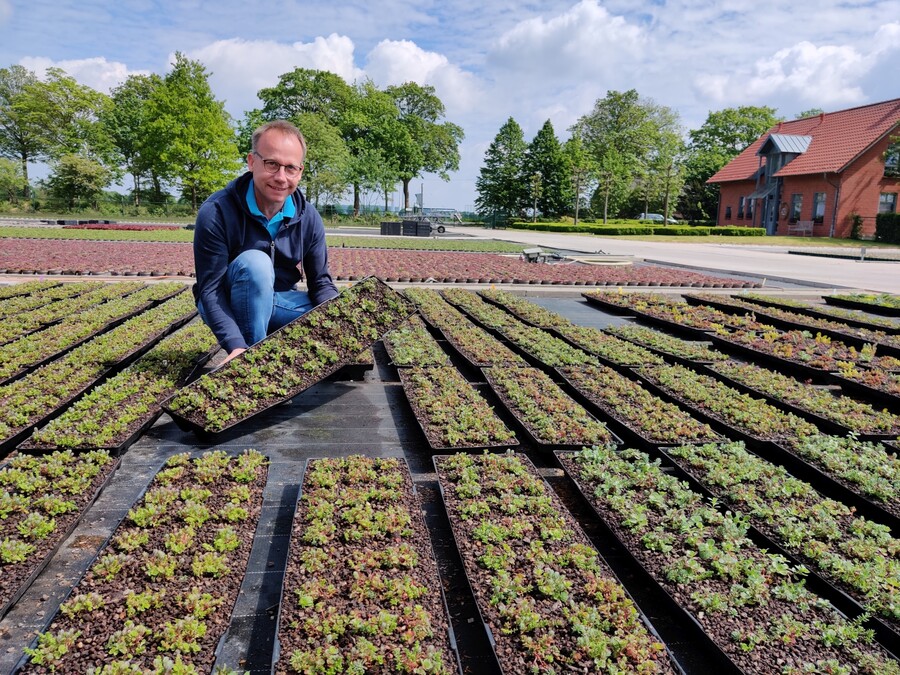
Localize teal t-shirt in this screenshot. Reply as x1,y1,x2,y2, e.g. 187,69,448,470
246,181,296,239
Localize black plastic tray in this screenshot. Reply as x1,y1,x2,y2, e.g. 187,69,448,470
703,364,900,442
828,371,900,412
162,277,415,436
629,367,789,448
765,441,900,535
271,457,462,675
651,445,900,657
555,450,742,675
738,295,900,336
482,368,623,450
396,371,520,452
11,452,267,674
554,367,724,449
686,295,900,359
706,333,834,383
434,453,681,675
0,311,198,457
824,295,900,317
580,292,640,316
0,455,121,622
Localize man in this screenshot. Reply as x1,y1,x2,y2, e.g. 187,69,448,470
193,120,339,363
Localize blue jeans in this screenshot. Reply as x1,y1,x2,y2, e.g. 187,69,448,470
198,249,315,347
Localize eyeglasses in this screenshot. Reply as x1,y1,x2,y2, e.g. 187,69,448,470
252,151,303,178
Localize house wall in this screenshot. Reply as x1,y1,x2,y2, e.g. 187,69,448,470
775,174,837,237
832,136,900,238
715,135,900,238
717,182,762,227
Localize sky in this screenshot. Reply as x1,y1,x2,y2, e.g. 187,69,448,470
1,0,898,212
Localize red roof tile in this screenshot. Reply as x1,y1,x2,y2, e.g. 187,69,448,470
708,98,900,183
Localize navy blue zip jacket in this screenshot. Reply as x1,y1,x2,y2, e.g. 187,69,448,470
192,172,339,352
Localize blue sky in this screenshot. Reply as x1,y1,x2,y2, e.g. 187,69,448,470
1,0,898,211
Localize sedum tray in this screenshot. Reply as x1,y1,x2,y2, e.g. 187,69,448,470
163,277,415,434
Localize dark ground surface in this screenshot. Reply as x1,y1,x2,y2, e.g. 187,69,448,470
0,296,815,674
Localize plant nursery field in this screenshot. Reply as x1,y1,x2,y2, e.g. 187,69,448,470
0,236,761,287
0,276,897,674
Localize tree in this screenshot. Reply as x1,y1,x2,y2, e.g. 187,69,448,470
0,157,26,202
523,120,571,218
576,90,657,188
475,117,528,217
45,154,109,209
591,149,629,223
293,112,351,211
258,68,355,129
795,108,824,119
16,68,113,163
103,73,163,206
678,105,780,221
640,103,685,220
0,64,48,198
145,53,239,211
343,80,403,216
386,82,463,210
528,172,542,222
562,133,596,226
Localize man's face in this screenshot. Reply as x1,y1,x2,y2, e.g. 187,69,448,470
247,130,305,213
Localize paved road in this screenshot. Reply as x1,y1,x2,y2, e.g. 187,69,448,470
441,226,900,294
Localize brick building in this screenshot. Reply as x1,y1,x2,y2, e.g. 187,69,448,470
708,98,900,238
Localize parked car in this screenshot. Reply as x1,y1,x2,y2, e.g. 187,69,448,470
637,213,678,224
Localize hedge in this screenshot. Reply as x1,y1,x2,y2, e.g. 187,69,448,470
510,222,766,237
875,212,900,244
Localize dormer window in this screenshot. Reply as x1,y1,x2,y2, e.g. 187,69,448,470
886,145,899,177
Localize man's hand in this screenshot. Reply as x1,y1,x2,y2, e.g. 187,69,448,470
222,348,246,364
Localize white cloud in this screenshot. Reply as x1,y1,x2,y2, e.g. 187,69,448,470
185,34,364,117
365,40,482,114
488,0,645,81
694,28,899,108
18,56,143,93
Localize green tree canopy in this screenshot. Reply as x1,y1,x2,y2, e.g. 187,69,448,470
562,132,596,226
386,81,463,210
475,117,528,217
0,64,46,197
342,80,404,215
17,68,113,164
795,108,824,119
639,103,685,221
45,153,110,209
574,89,679,219
103,73,164,206
258,68,356,130
145,53,239,211
0,157,26,202
293,112,351,211
524,120,571,218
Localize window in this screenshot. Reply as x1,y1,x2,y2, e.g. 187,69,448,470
790,194,803,222
725,206,732,220
737,196,745,219
747,197,754,222
812,192,826,224
879,193,898,214
885,145,899,177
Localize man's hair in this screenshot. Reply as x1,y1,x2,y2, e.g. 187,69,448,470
251,120,307,161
